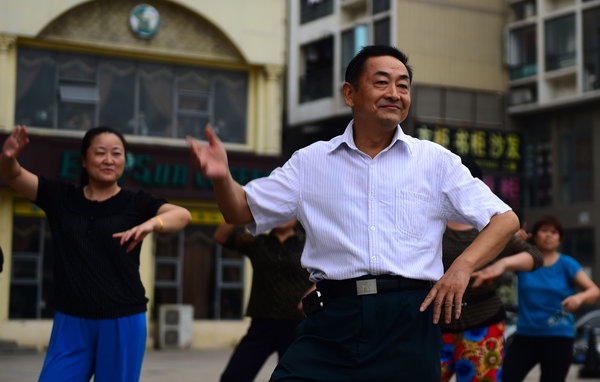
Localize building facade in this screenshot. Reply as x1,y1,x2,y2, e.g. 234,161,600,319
287,0,521,220
0,0,287,350
287,0,600,302
505,0,600,280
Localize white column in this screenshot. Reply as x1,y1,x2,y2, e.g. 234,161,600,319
0,33,17,131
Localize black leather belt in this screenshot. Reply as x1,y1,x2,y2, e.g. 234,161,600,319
302,275,434,316
318,275,434,298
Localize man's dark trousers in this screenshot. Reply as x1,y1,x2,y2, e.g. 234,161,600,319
270,288,442,381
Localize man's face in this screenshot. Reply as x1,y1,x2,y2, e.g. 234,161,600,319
344,55,411,128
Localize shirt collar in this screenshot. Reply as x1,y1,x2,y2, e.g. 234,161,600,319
328,120,414,155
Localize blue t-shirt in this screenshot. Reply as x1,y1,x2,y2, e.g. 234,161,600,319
516,254,581,338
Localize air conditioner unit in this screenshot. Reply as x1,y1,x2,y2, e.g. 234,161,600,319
158,304,194,349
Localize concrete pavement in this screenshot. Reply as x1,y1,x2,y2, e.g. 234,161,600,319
0,347,588,381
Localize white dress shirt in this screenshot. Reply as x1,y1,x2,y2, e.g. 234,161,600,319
244,121,511,282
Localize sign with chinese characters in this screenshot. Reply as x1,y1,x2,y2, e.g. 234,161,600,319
415,123,522,208
129,4,160,39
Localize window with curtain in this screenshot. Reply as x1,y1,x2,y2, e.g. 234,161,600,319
507,25,537,80
15,47,249,143
372,0,391,15
545,14,576,71
300,0,334,24
9,215,54,319
583,7,600,91
299,36,334,103
522,122,552,207
560,120,593,204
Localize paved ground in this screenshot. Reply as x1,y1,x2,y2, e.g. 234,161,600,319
0,347,589,381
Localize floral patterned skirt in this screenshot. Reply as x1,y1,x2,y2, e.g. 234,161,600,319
441,321,505,382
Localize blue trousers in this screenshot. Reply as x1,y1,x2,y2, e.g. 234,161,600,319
38,311,146,382
270,289,442,382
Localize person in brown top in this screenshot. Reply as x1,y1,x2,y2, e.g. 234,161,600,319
440,158,543,382
214,219,313,382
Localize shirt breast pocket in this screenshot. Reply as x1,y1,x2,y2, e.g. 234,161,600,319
395,190,430,240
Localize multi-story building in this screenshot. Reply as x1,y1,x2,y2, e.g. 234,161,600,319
506,0,600,279
287,0,600,294
0,0,287,350
287,0,521,222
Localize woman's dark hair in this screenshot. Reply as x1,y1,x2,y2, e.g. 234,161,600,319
345,45,413,87
80,126,128,186
531,215,563,240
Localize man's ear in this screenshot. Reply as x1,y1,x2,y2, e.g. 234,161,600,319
342,82,355,108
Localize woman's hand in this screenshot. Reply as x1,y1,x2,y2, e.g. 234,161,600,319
562,294,583,313
112,218,158,252
471,261,506,288
2,125,30,160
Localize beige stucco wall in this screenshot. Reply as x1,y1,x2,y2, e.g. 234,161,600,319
0,192,14,323
396,0,508,91
0,0,286,350
0,0,286,66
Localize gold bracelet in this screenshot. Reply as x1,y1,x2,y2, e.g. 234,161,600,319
155,216,164,231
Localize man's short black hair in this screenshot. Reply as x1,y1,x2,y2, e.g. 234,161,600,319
344,45,413,87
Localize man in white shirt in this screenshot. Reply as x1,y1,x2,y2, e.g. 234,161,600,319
188,45,519,381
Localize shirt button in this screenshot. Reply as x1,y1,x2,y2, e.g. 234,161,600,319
370,226,376,231
371,256,376,261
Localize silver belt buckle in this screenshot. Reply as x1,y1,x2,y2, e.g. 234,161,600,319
356,279,377,295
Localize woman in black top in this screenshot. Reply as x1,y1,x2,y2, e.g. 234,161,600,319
0,125,191,382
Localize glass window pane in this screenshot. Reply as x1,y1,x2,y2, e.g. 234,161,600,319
341,25,368,80
15,48,56,127
560,121,593,204
211,70,248,144
139,63,174,137
583,7,600,91
57,102,95,131
445,90,473,122
176,68,211,92
300,36,334,103
372,0,390,14
58,54,96,82
523,121,552,207
156,262,178,282
510,0,536,21
179,92,210,112
11,258,38,279
177,115,209,140
59,83,99,103
562,229,595,279
12,216,42,252
507,25,537,80
222,264,242,283
219,289,243,319
545,14,576,71
374,17,390,45
98,60,136,134
300,0,334,24
156,232,180,257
